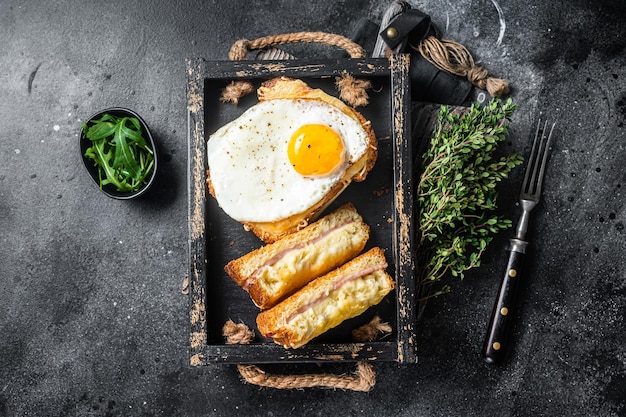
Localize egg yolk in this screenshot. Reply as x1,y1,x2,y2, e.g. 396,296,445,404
288,124,345,177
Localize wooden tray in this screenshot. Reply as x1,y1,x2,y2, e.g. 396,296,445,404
186,55,417,364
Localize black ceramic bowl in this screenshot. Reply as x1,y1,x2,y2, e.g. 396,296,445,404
79,107,158,200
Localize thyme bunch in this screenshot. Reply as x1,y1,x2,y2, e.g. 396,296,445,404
416,98,523,307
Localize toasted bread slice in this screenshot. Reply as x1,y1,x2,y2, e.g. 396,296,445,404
256,247,394,349
225,203,370,310
206,77,377,243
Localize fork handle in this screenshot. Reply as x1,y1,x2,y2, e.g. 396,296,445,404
482,238,528,364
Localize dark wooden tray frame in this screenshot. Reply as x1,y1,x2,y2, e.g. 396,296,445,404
186,55,417,365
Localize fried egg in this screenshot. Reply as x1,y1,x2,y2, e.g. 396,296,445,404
206,96,372,223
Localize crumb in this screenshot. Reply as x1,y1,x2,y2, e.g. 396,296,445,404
181,276,189,295
229,240,235,246
373,187,389,197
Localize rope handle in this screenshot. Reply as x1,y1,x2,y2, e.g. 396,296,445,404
236,362,376,392
228,31,366,60
223,317,391,391
221,32,371,107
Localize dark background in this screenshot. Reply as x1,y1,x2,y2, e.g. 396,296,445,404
1,0,625,416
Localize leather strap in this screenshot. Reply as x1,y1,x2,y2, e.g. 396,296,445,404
379,9,432,50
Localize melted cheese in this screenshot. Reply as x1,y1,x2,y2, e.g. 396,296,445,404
283,270,391,347
255,222,366,297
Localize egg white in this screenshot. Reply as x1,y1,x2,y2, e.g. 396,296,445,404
207,98,369,223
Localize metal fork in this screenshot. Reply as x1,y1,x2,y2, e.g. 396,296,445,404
482,120,556,364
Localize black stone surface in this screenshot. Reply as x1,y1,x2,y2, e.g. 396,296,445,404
1,1,625,416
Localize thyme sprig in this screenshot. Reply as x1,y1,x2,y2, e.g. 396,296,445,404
416,98,523,307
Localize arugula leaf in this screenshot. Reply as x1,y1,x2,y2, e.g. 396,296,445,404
82,113,154,193
84,138,127,190
111,118,142,181
83,122,112,140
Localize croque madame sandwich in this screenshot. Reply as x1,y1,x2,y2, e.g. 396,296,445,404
225,203,370,310
206,77,378,243
256,247,394,349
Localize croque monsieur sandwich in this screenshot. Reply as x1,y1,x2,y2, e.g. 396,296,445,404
256,247,394,349
225,203,370,310
206,77,378,243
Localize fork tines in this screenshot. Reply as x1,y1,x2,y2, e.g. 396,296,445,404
521,120,556,199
